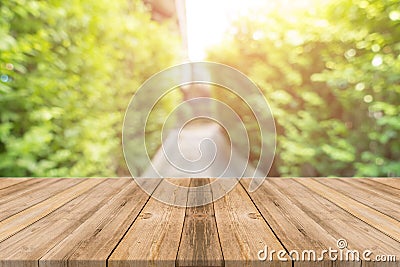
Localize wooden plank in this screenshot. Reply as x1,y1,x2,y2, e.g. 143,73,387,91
371,178,400,190
177,178,223,267
0,177,398,267
0,178,30,189
270,178,400,267
343,178,400,202
0,178,125,267
109,178,190,267
0,179,53,200
39,178,149,267
0,178,83,221
0,178,57,204
241,178,335,267
214,178,290,267
316,178,400,221
297,178,400,243
0,178,104,243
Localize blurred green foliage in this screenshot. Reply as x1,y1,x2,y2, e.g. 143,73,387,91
208,0,400,176
0,0,180,176
1,0,398,177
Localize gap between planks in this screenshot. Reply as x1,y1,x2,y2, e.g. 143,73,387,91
297,178,400,242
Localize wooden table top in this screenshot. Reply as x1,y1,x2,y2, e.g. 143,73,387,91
0,177,398,266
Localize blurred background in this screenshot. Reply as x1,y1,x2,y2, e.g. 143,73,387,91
0,0,399,177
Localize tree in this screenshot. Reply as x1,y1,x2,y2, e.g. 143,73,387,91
0,0,180,176
208,0,400,176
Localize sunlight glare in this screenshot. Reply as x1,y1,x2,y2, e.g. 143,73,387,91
185,0,262,61
185,0,324,61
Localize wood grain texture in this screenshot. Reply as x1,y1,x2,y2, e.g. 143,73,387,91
0,179,120,267
108,178,190,267
177,178,223,267
342,178,400,204
214,179,290,267
0,177,399,267
39,178,149,267
0,179,52,200
0,178,104,243
297,178,400,242
371,178,400,190
272,178,400,267
241,178,334,267
315,178,400,221
0,178,30,190
0,178,83,221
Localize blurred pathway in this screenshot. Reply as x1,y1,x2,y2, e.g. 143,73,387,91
143,122,261,178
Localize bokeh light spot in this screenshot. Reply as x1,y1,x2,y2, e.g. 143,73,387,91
355,82,365,91
363,95,373,103
1,74,9,82
389,10,400,21
371,55,383,67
